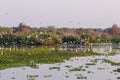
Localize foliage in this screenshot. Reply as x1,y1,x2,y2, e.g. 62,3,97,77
62,36,79,43
111,38,120,43
103,59,120,66
0,32,62,46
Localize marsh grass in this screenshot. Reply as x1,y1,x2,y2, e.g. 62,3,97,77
69,66,83,72
0,48,101,70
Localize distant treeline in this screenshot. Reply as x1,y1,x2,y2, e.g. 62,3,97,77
0,23,120,46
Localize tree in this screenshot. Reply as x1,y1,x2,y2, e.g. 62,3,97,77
62,36,79,43
47,25,57,34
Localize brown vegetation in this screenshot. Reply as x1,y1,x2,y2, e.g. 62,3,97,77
14,23,31,35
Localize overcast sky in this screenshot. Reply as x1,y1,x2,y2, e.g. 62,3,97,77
0,0,120,28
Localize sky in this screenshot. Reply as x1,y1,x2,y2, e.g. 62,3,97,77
0,0,120,28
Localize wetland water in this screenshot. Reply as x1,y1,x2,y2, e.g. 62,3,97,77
0,44,120,80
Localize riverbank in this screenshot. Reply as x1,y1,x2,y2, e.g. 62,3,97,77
0,48,101,70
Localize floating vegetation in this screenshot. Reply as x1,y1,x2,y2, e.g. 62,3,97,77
0,47,101,70
22,67,26,70
97,67,105,70
117,77,120,79
75,74,83,76
75,74,87,79
49,66,60,70
69,66,83,72
27,74,38,80
77,76,87,79
65,65,72,68
69,67,82,72
81,69,86,71
11,77,15,79
91,59,98,63
85,66,89,68
65,75,69,78
113,68,120,73
103,59,120,66
87,71,91,73
44,74,52,78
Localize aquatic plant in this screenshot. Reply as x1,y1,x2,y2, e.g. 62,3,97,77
91,59,98,63
113,68,120,73
69,66,83,72
65,65,72,68
117,77,120,79
81,69,86,71
103,59,120,66
75,74,87,79
0,47,101,70
87,71,91,73
65,75,69,78
77,76,87,79
49,66,60,70
85,66,89,68
44,74,52,78
27,74,38,80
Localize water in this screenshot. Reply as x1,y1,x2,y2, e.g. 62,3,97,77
0,54,120,80
0,44,120,80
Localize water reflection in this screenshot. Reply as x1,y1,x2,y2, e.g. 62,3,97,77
0,43,120,54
